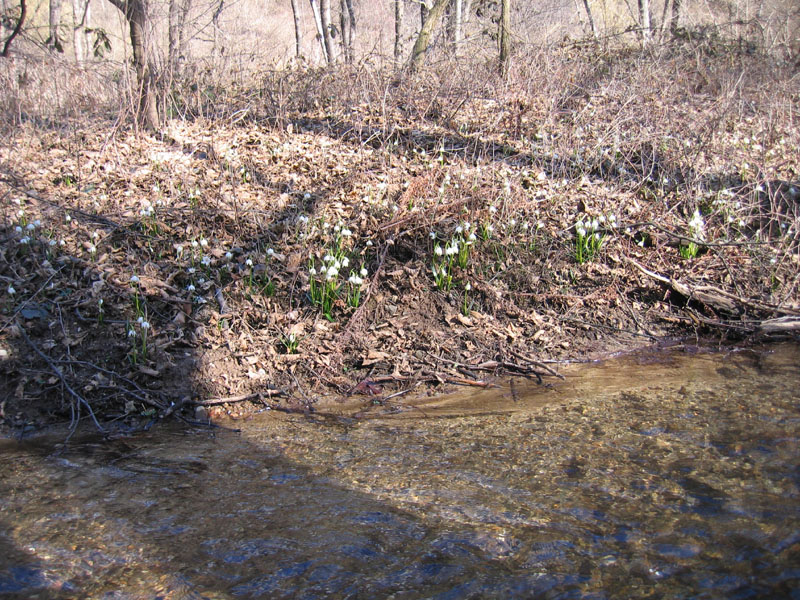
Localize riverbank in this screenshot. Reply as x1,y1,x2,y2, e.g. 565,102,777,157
1,46,798,434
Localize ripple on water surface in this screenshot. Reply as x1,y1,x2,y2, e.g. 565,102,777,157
1,344,799,598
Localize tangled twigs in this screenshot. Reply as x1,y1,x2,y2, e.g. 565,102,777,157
190,388,288,406
16,322,104,432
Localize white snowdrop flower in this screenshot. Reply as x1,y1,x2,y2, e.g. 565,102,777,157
489,205,497,214
341,228,352,237
26,223,35,231
637,238,645,247
738,219,746,227
510,218,516,227
465,282,471,291
468,233,477,243
348,274,361,285
770,257,777,265
191,240,199,248
297,215,309,225
341,257,350,268
326,268,338,280
324,254,335,263
92,231,100,239
187,284,196,292
537,222,544,230
591,219,599,230
360,267,368,278
176,245,184,256
17,210,24,218
201,255,211,266
267,248,275,257
446,243,459,256
187,267,196,274
59,239,65,246
128,329,136,338
14,226,22,234
434,245,443,257
464,221,471,230
246,258,253,267
199,238,208,248
576,220,585,230
140,321,150,331
7,286,15,295
366,240,373,247
487,224,494,233
599,215,606,224
225,251,233,261
430,231,437,240
595,233,602,241
303,193,311,200
34,219,41,227
130,275,140,284
198,277,205,284
87,243,95,252
392,204,399,213
98,299,103,307
49,239,57,247
309,267,317,276
319,265,328,277
334,224,341,233
137,316,144,324
455,225,463,234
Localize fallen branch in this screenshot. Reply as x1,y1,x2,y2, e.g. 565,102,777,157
189,388,288,406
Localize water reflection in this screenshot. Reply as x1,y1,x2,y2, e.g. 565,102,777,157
1,344,799,598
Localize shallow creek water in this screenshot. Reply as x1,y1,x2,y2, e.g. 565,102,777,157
1,344,799,599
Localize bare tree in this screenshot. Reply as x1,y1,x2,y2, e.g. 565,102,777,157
339,0,355,63
409,0,448,72
308,0,328,63
168,0,191,74
499,0,510,75
581,0,597,39
670,0,682,36
46,0,64,52
320,0,336,63
452,0,463,48
106,0,160,130
1,0,25,57
638,0,651,44
71,0,91,62
394,0,402,63
289,0,302,59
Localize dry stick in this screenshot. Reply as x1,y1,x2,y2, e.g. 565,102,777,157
16,323,104,432
190,388,287,406
53,358,167,411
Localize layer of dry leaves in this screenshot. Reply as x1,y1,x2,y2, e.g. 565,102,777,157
1,46,798,433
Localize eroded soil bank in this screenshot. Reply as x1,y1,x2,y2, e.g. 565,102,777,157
1,49,798,433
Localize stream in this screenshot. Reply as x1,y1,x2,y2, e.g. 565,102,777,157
1,343,799,598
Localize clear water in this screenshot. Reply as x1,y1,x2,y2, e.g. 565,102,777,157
1,344,799,599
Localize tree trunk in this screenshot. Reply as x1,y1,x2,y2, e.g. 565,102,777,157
638,0,651,45
211,0,224,57
499,0,511,76
320,0,336,63
581,0,597,39
670,0,681,36
307,0,328,63
106,0,160,130
47,0,64,52
71,0,91,62
393,0,402,64
343,0,355,62
289,0,302,58
453,0,463,47
420,0,430,30
409,0,448,72
168,0,191,75
1,0,26,57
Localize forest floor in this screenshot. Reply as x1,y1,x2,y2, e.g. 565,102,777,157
1,45,798,435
